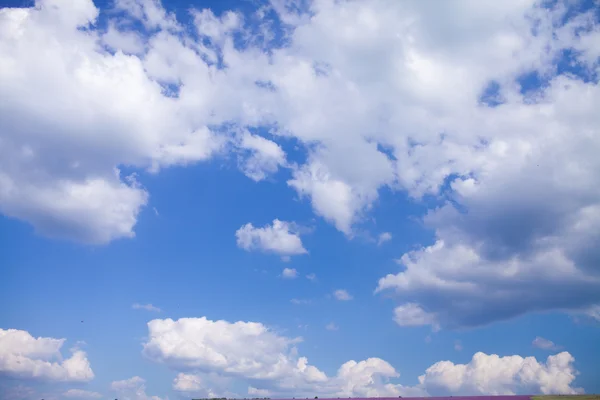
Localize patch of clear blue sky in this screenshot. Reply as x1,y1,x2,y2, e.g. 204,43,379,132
1,0,600,397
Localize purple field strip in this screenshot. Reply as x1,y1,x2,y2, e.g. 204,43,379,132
271,397,533,400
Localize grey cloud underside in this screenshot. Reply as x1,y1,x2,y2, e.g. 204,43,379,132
1,0,600,328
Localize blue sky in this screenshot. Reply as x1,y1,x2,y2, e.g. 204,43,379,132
1,0,600,399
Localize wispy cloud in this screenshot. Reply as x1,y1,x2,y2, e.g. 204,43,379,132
326,322,339,331
377,232,392,246
532,336,561,351
64,389,102,399
281,268,298,279
132,303,162,313
290,298,312,305
454,340,463,351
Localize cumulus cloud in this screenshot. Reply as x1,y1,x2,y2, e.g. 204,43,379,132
236,219,307,256
0,0,217,243
110,376,164,400
306,273,317,281
141,316,424,397
63,389,102,399
132,303,162,312
533,336,561,351
142,317,324,384
0,328,94,382
2,0,599,329
141,316,581,397
333,289,353,301
419,351,582,395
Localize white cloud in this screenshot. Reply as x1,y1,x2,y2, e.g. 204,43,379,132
325,322,339,331
333,289,353,301
236,219,307,256
533,336,560,351
110,376,164,400
143,317,325,384
0,328,94,382
101,21,145,54
306,273,317,281
173,372,236,398
173,373,203,392
419,351,582,396
281,267,298,279
288,160,383,236
377,232,392,246
2,0,599,330
0,0,222,243
238,131,287,182
141,316,581,397
393,303,440,331
333,358,427,398
63,389,102,399
132,303,162,312
141,316,423,397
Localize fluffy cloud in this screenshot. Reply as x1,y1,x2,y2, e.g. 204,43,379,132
0,0,226,243
132,303,162,312
173,373,203,392
236,219,307,256
141,316,423,397
393,303,439,331
63,389,103,399
2,0,599,329
143,317,325,384
141,316,581,397
333,289,353,301
110,376,164,400
0,328,94,382
174,372,238,398
419,351,582,395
